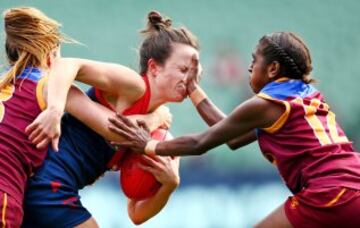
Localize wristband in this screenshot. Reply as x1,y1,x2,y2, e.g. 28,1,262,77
144,139,159,156
189,86,207,106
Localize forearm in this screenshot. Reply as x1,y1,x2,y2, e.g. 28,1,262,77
47,58,81,112
191,85,256,149
128,184,177,225
155,134,208,156
195,98,226,126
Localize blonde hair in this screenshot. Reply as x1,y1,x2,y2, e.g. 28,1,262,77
1,7,74,89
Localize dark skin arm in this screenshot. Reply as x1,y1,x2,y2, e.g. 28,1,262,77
109,96,284,156
184,56,256,150
188,82,257,150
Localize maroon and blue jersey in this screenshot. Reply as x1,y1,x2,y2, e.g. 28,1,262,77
0,67,47,203
257,78,360,194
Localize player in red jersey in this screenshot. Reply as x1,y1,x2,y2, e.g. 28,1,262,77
109,32,360,228
24,11,200,227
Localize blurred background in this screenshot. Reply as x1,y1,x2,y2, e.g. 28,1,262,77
1,0,360,227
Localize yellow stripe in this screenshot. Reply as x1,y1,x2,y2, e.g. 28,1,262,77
0,104,4,123
324,188,346,207
257,93,291,133
36,76,48,111
305,108,331,145
0,84,15,101
275,77,290,82
327,111,348,143
2,193,7,228
294,98,331,145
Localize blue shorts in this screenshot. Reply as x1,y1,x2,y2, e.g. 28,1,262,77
22,175,91,228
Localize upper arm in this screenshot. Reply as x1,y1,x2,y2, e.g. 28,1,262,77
227,130,257,150
73,58,146,99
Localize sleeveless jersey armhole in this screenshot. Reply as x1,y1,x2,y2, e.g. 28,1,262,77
257,92,291,133
36,76,48,111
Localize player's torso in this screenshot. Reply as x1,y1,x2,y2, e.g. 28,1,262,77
0,67,47,199
257,78,360,193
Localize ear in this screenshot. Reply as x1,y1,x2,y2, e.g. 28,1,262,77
147,58,160,77
267,61,280,79
46,53,54,68
46,48,61,68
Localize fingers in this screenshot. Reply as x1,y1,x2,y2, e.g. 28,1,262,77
31,132,48,146
25,122,37,135
115,113,136,128
36,138,50,149
108,120,133,139
110,141,132,147
136,120,150,132
137,163,159,177
28,127,43,141
139,155,160,167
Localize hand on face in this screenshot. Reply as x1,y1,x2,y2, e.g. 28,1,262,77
138,155,180,188
186,55,203,95
108,113,152,153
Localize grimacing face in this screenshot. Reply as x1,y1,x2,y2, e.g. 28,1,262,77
156,43,199,102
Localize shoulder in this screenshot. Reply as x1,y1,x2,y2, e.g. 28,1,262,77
235,96,286,129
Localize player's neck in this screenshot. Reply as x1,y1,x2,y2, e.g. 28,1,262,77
147,78,167,113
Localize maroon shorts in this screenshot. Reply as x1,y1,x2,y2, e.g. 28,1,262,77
285,187,360,228
0,191,23,228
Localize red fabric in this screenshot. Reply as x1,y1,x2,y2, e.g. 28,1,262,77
285,187,360,228
94,76,151,168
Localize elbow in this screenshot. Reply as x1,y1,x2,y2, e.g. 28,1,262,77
129,213,149,226
226,142,239,151
131,218,146,226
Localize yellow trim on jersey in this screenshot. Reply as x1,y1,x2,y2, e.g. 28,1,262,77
1,193,7,228
327,111,349,143
324,188,346,207
293,98,332,145
0,84,15,123
36,76,48,111
275,77,291,82
0,84,15,101
257,93,291,133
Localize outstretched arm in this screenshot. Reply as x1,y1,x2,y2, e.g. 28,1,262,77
188,83,257,150
109,96,284,156
127,156,180,225
185,57,256,150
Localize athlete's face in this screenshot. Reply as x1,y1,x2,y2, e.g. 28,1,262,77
248,47,270,94
156,43,199,102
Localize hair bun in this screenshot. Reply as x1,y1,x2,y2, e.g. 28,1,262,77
147,11,171,31
148,11,162,24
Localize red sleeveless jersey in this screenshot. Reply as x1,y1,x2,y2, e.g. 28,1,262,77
257,78,360,194
0,67,47,202
94,75,151,168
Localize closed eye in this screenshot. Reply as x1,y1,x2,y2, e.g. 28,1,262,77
180,66,189,73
